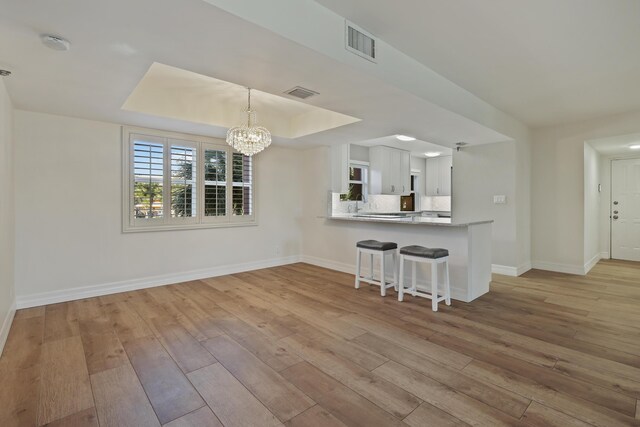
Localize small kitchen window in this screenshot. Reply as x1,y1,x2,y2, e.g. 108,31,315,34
340,163,368,201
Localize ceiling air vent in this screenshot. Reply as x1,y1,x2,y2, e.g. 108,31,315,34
345,21,376,62
284,86,319,100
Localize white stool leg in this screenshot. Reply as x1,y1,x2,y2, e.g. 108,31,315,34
370,253,374,280
355,248,361,289
431,261,439,311
411,260,416,295
380,253,386,296
398,255,405,301
444,259,451,305
393,250,398,292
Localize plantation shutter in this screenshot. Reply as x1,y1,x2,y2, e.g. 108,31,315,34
232,153,252,216
169,141,197,218
132,135,165,220
204,148,227,217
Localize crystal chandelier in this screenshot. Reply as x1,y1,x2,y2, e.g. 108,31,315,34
226,87,271,156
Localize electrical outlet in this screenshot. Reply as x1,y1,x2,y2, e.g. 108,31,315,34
274,246,281,256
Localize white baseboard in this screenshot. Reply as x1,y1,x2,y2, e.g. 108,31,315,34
532,252,609,276
491,264,518,276
531,260,586,275
491,261,531,277
583,252,603,274
300,255,355,275
517,261,532,275
16,255,301,309
0,299,17,358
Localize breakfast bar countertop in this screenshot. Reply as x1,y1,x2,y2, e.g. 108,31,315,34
324,214,493,227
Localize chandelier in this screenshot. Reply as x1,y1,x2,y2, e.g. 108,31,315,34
226,87,271,156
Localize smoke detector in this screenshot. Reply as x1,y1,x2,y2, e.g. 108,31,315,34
41,35,71,51
0,70,11,77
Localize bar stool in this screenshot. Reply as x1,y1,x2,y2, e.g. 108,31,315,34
355,240,398,296
397,245,451,311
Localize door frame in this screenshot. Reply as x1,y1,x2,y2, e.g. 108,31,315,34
608,155,640,260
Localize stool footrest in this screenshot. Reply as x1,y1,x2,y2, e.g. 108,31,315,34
400,288,446,301
358,277,396,288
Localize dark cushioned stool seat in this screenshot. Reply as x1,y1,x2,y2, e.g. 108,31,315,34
400,245,449,259
356,240,398,251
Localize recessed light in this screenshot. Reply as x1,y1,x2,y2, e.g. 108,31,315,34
396,135,416,141
425,152,441,157
629,144,640,150
41,34,71,51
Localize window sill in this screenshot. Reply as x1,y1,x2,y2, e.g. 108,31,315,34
122,220,257,233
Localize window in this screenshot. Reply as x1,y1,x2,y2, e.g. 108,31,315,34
123,127,255,232
411,172,420,193
340,163,368,201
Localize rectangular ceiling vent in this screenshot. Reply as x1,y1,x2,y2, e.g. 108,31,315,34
345,21,377,63
284,86,319,99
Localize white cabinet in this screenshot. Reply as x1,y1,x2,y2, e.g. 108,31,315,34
400,150,411,193
425,155,452,196
425,158,439,196
330,143,350,193
439,155,452,196
370,146,411,195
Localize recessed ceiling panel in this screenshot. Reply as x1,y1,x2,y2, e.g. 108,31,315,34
353,135,453,158
122,63,360,139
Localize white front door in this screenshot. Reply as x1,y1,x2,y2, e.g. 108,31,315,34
611,158,640,261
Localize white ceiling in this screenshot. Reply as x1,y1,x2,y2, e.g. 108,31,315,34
588,133,640,156
315,0,640,128
0,0,512,151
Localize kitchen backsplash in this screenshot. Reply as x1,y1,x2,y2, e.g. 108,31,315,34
330,193,451,214
330,193,400,214
421,196,451,212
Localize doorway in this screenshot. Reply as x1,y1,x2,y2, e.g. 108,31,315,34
611,158,640,261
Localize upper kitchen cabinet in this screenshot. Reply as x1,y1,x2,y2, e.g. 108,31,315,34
426,155,452,196
330,143,351,193
370,146,411,195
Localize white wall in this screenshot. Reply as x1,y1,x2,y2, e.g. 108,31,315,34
350,144,369,163
10,112,533,309
532,109,640,273
583,143,602,270
0,79,16,355
515,136,532,271
452,141,520,271
14,111,303,306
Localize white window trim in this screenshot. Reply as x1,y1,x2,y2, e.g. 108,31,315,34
346,162,368,201
122,126,257,233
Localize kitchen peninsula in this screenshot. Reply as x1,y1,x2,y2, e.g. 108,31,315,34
326,213,493,302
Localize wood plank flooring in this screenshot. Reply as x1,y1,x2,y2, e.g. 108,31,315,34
1,259,640,426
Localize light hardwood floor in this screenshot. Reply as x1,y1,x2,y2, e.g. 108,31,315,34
1,260,640,426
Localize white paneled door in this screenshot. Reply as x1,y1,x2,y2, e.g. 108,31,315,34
611,158,640,261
